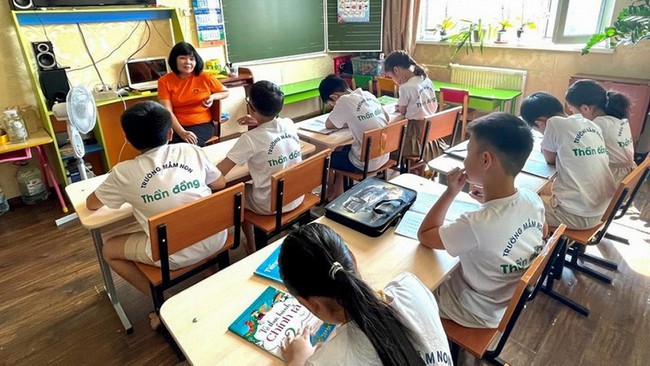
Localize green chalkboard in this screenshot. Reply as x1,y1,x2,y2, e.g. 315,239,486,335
222,0,325,63
327,0,383,51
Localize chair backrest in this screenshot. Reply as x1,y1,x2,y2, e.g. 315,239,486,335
270,149,332,217
360,119,408,168
419,106,462,161
148,183,245,264
486,224,566,358
439,87,470,141
352,75,374,94
615,156,650,219
376,76,398,97
208,100,222,143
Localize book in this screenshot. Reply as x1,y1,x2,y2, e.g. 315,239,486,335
254,246,283,283
298,118,335,135
395,192,480,240
376,95,398,106
229,286,336,360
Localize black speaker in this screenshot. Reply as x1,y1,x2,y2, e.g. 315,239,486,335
31,41,58,71
9,0,34,9
39,68,70,109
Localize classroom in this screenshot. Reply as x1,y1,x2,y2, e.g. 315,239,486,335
1,0,649,365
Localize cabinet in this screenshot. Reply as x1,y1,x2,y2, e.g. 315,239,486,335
12,8,185,184
569,74,650,145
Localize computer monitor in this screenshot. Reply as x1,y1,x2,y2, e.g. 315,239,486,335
125,57,169,91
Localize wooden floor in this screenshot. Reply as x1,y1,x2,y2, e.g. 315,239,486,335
1,194,649,365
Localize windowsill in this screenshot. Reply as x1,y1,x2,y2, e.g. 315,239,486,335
416,39,614,54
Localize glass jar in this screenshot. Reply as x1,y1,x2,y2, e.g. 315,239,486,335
3,109,28,143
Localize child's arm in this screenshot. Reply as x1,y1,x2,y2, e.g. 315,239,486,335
208,175,226,192
325,118,340,129
217,158,237,178
396,105,407,116
86,192,104,211
418,168,467,249
542,149,556,165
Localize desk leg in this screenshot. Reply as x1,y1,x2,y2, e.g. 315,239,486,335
90,228,133,334
509,96,519,114
34,145,68,213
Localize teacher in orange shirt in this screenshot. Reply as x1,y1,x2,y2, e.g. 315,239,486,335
158,42,229,146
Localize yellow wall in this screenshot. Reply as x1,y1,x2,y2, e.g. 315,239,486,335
0,0,332,200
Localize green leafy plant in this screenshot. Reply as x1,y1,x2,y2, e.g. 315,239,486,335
516,17,537,32
437,17,455,36
582,0,650,55
448,19,487,58
497,19,514,31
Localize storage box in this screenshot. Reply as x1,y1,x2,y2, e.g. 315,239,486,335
333,55,352,75
352,56,383,76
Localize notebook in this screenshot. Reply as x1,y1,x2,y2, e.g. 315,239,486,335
395,192,480,240
228,286,336,360
298,118,335,135
254,246,283,283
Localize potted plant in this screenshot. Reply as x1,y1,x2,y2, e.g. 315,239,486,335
582,0,650,55
496,19,513,43
438,17,455,37
516,18,537,39
448,19,486,58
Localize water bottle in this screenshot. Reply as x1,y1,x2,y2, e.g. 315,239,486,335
4,109,28,143
0,185,9,216
15,162,49,205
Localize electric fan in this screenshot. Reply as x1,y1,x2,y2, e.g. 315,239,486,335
52,85,97,180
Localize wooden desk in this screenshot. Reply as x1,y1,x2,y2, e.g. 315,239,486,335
434,81,522,114
0,129,67,212
64,139,315,333
160,173,460,365
295,102,401,151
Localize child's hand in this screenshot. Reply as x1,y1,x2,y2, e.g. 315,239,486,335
201,97,214,108
237,115,258,127
469,184,484,203
446,167,467,195
281,328,315,366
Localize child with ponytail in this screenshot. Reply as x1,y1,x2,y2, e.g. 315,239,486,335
565,79,636,183
384,50,443,164
278,223,452,366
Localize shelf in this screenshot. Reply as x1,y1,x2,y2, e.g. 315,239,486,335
14,7,174,25
60,143,104,162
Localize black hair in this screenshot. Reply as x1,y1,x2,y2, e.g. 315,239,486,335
384,50,428,78
566,79,630,119
467,112,534,177
120,101,172,150
168,42,203,76
278,223,425,366
249,80,284,117
318,74,350,103
520,92,565,128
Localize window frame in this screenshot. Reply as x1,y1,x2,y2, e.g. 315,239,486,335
551,0,615,44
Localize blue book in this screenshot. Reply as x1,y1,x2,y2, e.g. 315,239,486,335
254,246,283,283
228,286,336,360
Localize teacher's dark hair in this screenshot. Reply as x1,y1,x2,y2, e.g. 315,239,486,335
121,101,172,150
279,223,425,366
566,79,630,119
168,42,203,76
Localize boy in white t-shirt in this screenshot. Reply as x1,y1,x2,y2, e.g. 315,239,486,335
218,81,303,253
319,74,390,200
521,92,617,230
86,101,228,328
418,112,546,328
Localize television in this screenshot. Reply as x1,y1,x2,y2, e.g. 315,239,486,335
11,0,156,10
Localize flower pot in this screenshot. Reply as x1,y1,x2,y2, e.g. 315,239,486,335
496,30,508,44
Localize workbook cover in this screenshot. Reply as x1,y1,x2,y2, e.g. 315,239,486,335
254,246,283,284
228,287,336,360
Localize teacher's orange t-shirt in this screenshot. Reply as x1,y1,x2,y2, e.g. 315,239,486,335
157,72,226,126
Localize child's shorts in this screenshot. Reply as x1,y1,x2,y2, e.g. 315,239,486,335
541,195,602,230
434,280,496,329
123,231,156,265
330,145,363,173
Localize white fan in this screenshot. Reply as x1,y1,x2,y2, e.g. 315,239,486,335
52,85,97,180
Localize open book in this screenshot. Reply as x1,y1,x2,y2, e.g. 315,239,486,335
254,246,283,283
229,286,336,360
298,118,336,135
395,192,480,240
377,95,398,106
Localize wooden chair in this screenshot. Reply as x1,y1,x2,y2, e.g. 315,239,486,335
135,183,244,315
439,87,476,142
351,74,374,94
245,149,331,250
375,76,398,97
443,225,566,366
333,119,408,191
401,106,461,175
205,101,224,146
552,156,650,284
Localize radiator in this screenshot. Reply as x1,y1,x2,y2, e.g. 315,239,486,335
449,63,527,112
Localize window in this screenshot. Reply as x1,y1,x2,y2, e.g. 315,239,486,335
418,0,614,47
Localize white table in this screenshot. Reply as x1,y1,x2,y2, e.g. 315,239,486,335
160,174,461,365
296,102,401,151
64,139,315,332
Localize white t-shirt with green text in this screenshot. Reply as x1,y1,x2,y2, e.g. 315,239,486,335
592,115,635,169
95,143,228,269
397,76,438,120
329,88,389,171
438,188,545,327
226,117,304,214
541,114,616,217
